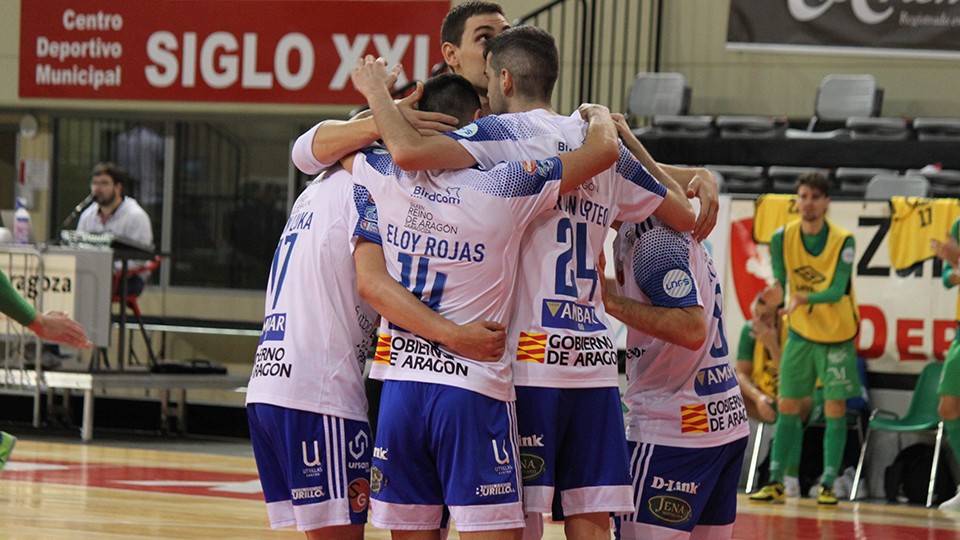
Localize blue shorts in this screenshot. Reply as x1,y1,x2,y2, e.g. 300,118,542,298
616,437,747,539
370,381,524,533
247,403,371,531
515,385,633,515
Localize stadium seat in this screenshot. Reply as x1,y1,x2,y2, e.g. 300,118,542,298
767,166,829,193
864,173,928,200
834,167,897,198
908,169,960,198
651,115,714,138
847,117,910,140
715,115,787,139
628,72,689,117
706,165,766,194
805,74,883,133
913,117,960,142
850,362,944,506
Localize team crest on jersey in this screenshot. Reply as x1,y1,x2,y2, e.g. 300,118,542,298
373,335,391,364
517,332,547,363
541,299,606,332
522,161,538,175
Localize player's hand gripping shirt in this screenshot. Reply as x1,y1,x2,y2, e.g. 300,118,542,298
615,217,749,447
446,109,666,388
352,147,564,402
246,167,378,422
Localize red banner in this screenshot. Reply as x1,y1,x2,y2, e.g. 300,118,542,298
19,0,448,104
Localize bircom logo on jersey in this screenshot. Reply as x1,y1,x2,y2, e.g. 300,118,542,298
541,299,606,332
259,313,286,344
693,364,739,396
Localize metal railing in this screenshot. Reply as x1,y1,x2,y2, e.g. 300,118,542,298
517,0,659,116
0,246,46,427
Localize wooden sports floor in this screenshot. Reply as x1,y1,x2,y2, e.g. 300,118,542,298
1,434,959,539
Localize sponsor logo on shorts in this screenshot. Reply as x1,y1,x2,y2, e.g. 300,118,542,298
625,347,645,361
541,299,607,332
694,364,739,396
259,313,286,344
517,332,547,363
349,431,369,461
291,485,325,500
373,447,388,460
827,349,846,365
651,475,700,495
647,495,692,524
520,453,545,481
476,482,516,497
519,434,544,447
492,439,515,475
349,478,370,512
680,394,748,434
302,441,323,468
370,466,385,494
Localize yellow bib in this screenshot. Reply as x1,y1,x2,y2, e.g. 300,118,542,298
750,319,787,398
753,194,799,244
888,197,960,271
783,219,859,343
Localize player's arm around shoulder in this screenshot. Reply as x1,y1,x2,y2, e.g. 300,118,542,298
557,104,619,194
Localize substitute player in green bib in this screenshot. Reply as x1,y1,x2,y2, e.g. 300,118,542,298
932,220,960,512
751,172,860,506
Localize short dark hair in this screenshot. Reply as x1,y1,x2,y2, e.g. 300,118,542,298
484,25,558,102
91,162,126,185
419,74,481,128
441,1,505,47
796,171,831,198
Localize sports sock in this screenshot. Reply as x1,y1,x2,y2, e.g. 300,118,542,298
769,413,802,483
822,415,848,488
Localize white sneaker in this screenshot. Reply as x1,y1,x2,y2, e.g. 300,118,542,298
784,476,800,498
833,473,852,499
939,488,960,512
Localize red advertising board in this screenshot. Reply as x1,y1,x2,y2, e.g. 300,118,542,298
19,0,448,104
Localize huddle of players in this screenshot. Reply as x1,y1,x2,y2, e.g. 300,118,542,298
245,2,748,539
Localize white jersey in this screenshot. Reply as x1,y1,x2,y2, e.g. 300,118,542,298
351,147,563,402
245,167,378,422
614,217,749,447
446,109,666,388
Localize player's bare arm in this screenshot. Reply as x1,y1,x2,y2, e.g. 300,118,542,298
556,104,620,194
353,239,506,362
351,56,476,171
599,257,705,350
612,113,708,237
